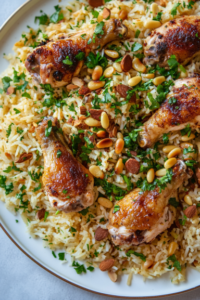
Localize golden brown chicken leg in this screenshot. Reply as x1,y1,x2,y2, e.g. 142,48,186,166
138,74,200,149
35,118,94,213
143,15,200,67
25,19,129,87
108,160,186,246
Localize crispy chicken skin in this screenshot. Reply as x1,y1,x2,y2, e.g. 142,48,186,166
108,160,186,246
35,117,94,213
25,19,129,87
138,74,200,148
144,15,200,67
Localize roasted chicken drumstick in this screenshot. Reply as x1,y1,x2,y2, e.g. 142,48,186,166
144,15,200,67
139,74,200,148
25,19,129,87
108,160,186,246
36,118,94,213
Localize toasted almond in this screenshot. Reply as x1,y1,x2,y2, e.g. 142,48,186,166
5,152,12,159
15,153,33,163
121,54,132,72
143,260,154,269
72,77,84,87
102,7,111,19
67,84,78,91
88,109,103,120
7,86,15,95
96,130,107,138
36,208,45,220
79,115,87,120
99,259,115,271
184,205,197,218
108,271,117,282
95,227,109,241
88,0,104,8
125,158,140,174
119,9,128,20
96,138,113,148
79,86,91,95
80,106,87,115
116,84,136,103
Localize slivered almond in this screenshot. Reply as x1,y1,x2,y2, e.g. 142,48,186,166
74,120,89,129
15,153,33,163
108,271,117,282
102,7,110,19
72,77,84,87
7,86,15,95
67,117,74,125
95,227,109,241
79,86,91,95
80,106,87,115
116,84,136,103
121,54,132,72
88,109,103,120
36,208,45,220
67,84,78,91
99,259,115,271
184,205,197,218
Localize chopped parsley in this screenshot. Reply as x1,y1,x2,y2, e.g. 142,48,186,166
126,250,146,261
50,5,64,24
72,261,86,274
113,205,120,213
168,197,180,208
57,149,62,158
63,56,73,65
167,254,181,271
45,120,52,137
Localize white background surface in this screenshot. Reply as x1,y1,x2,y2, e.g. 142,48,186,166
0,1,200,300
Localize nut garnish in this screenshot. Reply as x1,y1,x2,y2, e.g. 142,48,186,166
184,205,197,218
15,153,33,163
99,258,115,271
95,226,109,241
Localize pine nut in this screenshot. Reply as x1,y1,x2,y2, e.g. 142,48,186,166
117,132,123,139
92,66,103,81
101,112,109,129
128,76,142,87
180,142,193,149
153,76,165,86
88,80,105,91
164,158,177,169
84,117,101,127
163,145,177,153
96,130,107,138
96,138,113,148
87,68,93,74
184,195,193,206
98,197,113,208
144,19,161,29
151,3,159,16
143,260,154,269
115,158,124,174
142,73,155,79
168,241,178,256
108,271,117,282
115,138,124,154
105,50,119,59
132,57,146,73
113,62,122,72
147,168,155,183
181,133,195,141
89,165,104,179
104,66,114,78
155,168,166,177
167,147,181,158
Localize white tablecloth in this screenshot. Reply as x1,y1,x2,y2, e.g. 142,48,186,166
0,1,200,299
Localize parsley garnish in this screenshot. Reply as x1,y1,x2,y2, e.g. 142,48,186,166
63,56,73,65
126,250,146,261
113,205,120,213
168,197,180,208
45,120,52,137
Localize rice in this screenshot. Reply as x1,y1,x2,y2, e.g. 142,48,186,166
1,0,200,285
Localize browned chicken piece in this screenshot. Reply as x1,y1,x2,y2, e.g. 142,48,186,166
25,19,129,87
143,15,200,67
108,160,186,246
35,117,94,213
138,74,200,149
